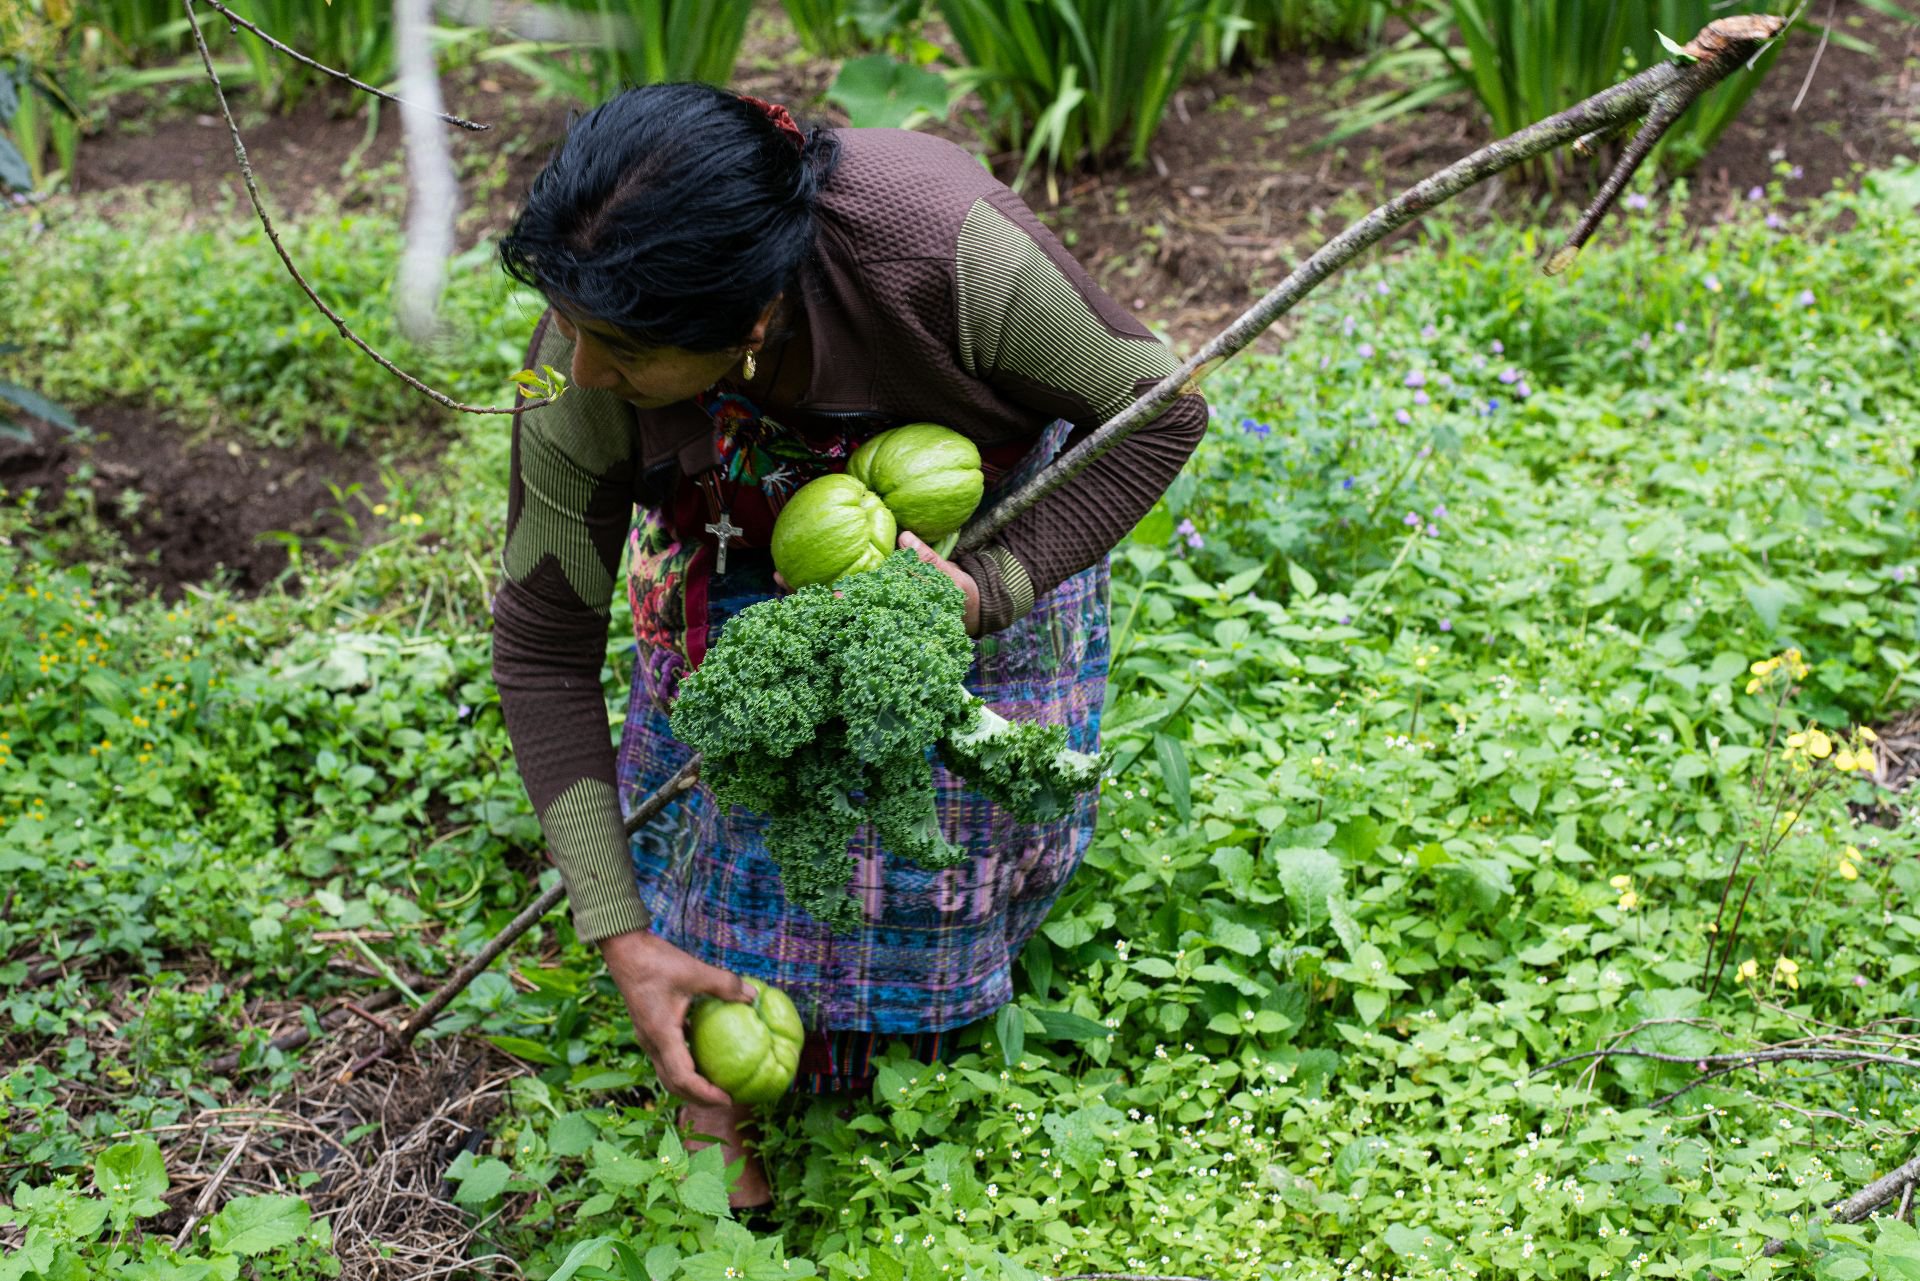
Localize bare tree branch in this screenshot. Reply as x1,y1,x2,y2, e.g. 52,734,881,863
183,0,549,416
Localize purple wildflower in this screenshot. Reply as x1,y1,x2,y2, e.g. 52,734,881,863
1498,367,1520,385
1342,477,1355,490
1404,370,1427,388
1426,523,1439,537
1489,340,1504,355
1790,164,1804,179
1747,185,1764,201
1765,212,1785,230
1375,281,1390,296
1417,445,1431,459
1438,372,1453,388
457,704,473,719
1703,273,1721,293
1413,390,1430,406
1395,408,1412,426
1674,320,1687,333
1187,532,1204,549
1515,381,1531,399
1420,324,1437,340
1797,289,1816,308
1403,511,1421,528
1431,504,1447,520
1339,615,1352,626
1625,193,1649,211
1341,314,1357,336
1356,342,1375,359
1176,518,1196,537
1438,619,1452,632
1241,417,1272,439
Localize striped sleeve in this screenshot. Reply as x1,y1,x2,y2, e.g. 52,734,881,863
492,312,653,944
951,195,1208,632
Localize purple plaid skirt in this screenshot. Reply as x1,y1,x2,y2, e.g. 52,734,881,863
615,422,1108,1065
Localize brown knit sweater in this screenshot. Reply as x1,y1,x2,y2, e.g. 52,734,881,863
493,127,1209,944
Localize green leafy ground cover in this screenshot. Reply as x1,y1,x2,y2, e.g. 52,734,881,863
0,188,543,448
4,166,1920,1278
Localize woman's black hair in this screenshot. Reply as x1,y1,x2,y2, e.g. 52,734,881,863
499,82,839,353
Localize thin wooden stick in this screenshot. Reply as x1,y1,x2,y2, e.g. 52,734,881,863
952,15,1787,557
1762,1147,1920,1255
1539,1045,1920,1075
205,988,405,1076
182,0,547,417
189,0,491,130
170,1122,258,1249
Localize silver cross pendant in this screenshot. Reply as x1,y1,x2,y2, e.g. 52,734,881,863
705,510,744,575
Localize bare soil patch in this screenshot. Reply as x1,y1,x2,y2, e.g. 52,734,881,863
0,403,388,599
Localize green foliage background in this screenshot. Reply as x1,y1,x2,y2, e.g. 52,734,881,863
4,167,1920,1278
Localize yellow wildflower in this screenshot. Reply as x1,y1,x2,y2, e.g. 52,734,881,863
1609,874,1633,891
1618,890,1640,911
1805,729,1831,759
1773,956,1800,990
1737,958,1759,983
1839,845,1862,882
1860,726,1879,743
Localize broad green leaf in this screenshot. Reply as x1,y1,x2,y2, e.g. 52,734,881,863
546,1237,620,1281
678,1168,731,1216
1209,917,1263,957
995,1002,1025,1068
1287,561,1318,598
1030,1006,1111,1044
94,1137,171,1229
0,380,78,431
1509,779,1541,816
1154,732,1191,823
550,1112,599,1158
1274,847,1343,933
1744,580,1798,634
450,1157,512,1206
826,54,950,129
205,1194,310,1256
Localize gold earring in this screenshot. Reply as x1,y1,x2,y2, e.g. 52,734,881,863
742,349,758,381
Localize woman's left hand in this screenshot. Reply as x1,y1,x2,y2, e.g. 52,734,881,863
899,532,980,638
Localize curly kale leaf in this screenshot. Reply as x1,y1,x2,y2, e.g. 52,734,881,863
937,702,1106,824
668,551,978,929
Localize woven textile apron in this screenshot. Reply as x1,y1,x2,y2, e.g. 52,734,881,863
614,403,1108,1091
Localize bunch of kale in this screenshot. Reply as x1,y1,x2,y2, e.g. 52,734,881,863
668,550,1101,932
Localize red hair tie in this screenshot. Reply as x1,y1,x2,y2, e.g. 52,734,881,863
740,94,805,151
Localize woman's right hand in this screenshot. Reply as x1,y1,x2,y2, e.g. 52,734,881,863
599,929,758,1107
